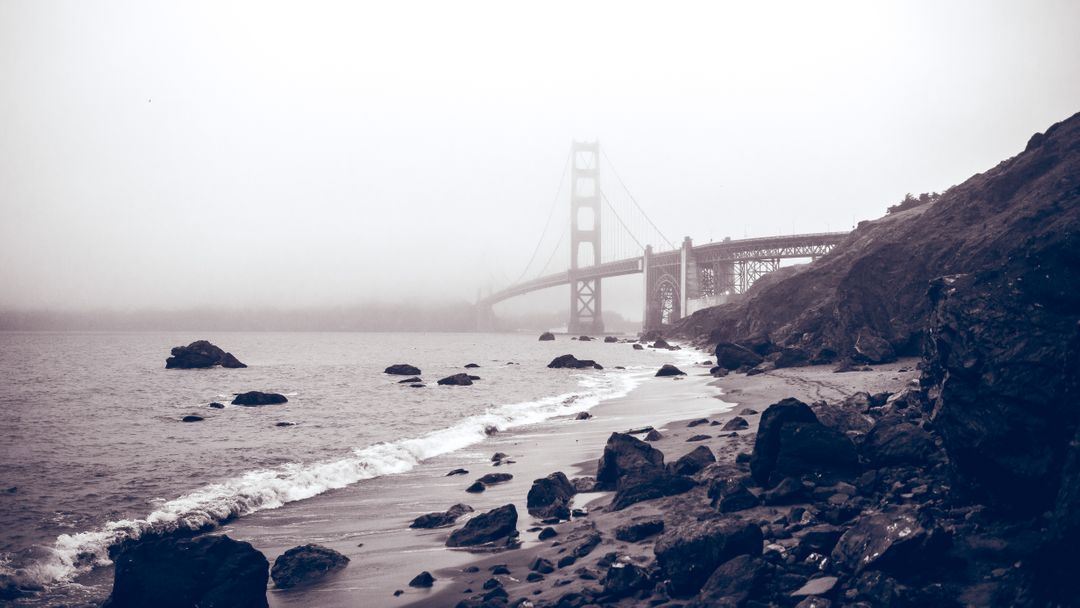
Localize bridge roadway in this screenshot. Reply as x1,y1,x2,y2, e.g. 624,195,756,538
479,231,850,308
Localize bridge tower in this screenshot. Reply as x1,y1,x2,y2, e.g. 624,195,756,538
569,141,603,334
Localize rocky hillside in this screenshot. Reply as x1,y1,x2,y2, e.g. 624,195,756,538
674,111,1080,366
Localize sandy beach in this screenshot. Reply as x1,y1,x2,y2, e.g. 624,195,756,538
388,358,921,608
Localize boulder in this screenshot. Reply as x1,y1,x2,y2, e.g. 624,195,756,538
830,508,944,576
721,416,749,431
446,468,468,476
181,415,204,423
715,342,763,370
614,519,665,542
611,474,696,510
465,481,486,493
539,332,555,341
752,398,856,487
655,519,764,596
707,476,761,513
103,535,268,608
578,335,593,341
761,476,808,505
538,527,557,541
476,473,512,485
671,445,715,476
446,504,518,548
862,418,938,467
530,557,555,574
410,503,474,529
527,472,576,519
771,347,811,369
595,432,666,490
437,373,474,386
464,363,480,368
270,544,349,589
165,340,247,369
644,429,662,441
739,408,758,415
208,402,225,409
686,554,770,608
397,377,422,383
385,364,421,375
652,338,673,349
574,411,592,420
604,336,619,343
656,364,686,377
633,343,644,350
686,434,711,442
231,391,288,406
408,571,435,588
688,418,710,427
547,354,603,370
602,562,651,598
852,330,895,364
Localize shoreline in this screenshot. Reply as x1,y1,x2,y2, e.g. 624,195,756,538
404,358,920,608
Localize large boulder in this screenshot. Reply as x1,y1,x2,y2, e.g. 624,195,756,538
385,364,421,375
595,432,666,490
446,504,518,548
539,332,555,341
714,342,763,370
527,472,576,519
770,421,859,483
437,373,474,386
686,554,771,608
166,340,247,369
830,508,945,577
655,519,764,596
231,391,288,406
410,503,474,529
103,535,268,608
671,445,716,476
861,417,939,467
547,354,603,370
656,364,686,377
611,474,697,510
602,562,651,598
852,330,896,364
270,544,349,589
749,398,818,486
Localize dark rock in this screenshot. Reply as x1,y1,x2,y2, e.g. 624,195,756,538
578,335,593,341
772,347,811,369
615,519,665,542
611,474,697,510
656,364,686,377
491,565,510,575
688,418,710,427
539,332,555,341
671,445,715,476
526,572,545,582
830,508,944,576
686,434,711,442
796,524,844,557
181,415,204,423
165,340,247,369
558,555,578,569
751,398,856,487
761,476,808,505
810,401,874,436
270,544,349,589
571,531,602,558
644,429,662,441
710,366,729,377
231,391,288,406
398,377,422,383
385,364,421,375
530,557,555,574
103,535,268,608
653,338,673,349
738,408,758,415
446,504,518,548
408,571,435,588
477,473,512,485
409,383,424,388
721,416,749,431
208,402,225,409
655,519,764,596
491,452,508,461
274,421,295,427
632,343,644,350
468,375,481,381
602,562,651,598
595,432,666,491
707,476,760,512
715,342,763,370
538,527,557,541
465,481,486,493
410,503,474,529
547,354,603,370
447,468,469,476
464,363,480,368
686,554,770,608
571,476,596,493
527,472,576,519
604,336,619,343
862,418,938,466
852,330,896,364
574,411,592,420
438,373,474,386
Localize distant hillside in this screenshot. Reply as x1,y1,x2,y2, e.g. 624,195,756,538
674,111,1080,363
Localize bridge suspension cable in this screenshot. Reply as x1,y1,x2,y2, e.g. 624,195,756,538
511,147,573,284
600,148,677,251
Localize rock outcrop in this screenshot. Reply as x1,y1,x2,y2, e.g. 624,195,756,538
270,544,350,589
231,391,288,406
547,354,603,370
103,535,268,608
165,340,246,369
385,364,421,375
654,519,763,596
526,472,576,520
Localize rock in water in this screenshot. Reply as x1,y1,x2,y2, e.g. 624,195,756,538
604,336,619,343
231,391,288,406
410,503,474,529
547,354,603,370
655,364,686,377
437,373,474,386
181,415,204,423
270,544,350,589
446,504,518,548
476,473,512,485
527,472,576,519
165,340,247,369
655,519,764,596
538,332,555,341
385,364,421,375
103,535,268,608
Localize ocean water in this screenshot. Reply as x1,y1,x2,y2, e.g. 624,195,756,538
0,331,690,604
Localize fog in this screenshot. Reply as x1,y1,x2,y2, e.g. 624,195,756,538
2,0,1079,324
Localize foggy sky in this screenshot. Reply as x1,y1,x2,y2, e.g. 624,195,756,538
2,0,1079,320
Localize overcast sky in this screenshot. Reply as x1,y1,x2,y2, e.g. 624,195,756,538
2,0,1078,319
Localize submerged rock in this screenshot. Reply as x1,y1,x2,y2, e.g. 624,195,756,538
656,364,686,377
165,340,247,369
270,544,349,589
231,391,288,406
103,534,269,608
539,332,555,341
384,364,421,375
437,373,474,386
547,354,603,370
181,415,204,423
477,473,512,485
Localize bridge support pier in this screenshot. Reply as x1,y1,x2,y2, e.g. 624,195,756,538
568,141,604,334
